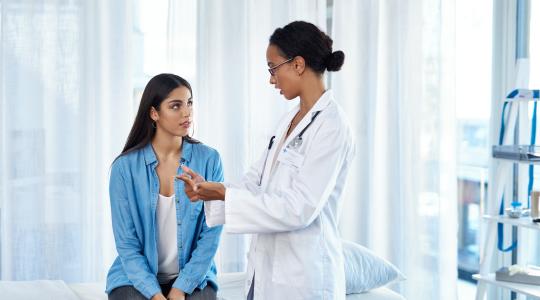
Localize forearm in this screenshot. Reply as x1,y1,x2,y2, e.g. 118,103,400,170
196,182,226,200
172,225,222,293
223,186,322,233
117,248,162,298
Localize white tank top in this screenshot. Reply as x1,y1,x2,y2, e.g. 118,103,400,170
156,194,179,283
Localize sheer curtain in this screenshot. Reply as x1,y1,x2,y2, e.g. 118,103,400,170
194,0,326,272
0,0,133,282
332,0,458,299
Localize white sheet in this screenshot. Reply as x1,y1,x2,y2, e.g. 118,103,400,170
69,282,107,300
30,272,405,300
346,288,405,300
0,280,80,300
216,272,405,300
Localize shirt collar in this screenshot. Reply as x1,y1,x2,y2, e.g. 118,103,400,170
310,89,333,114
143,139,193,166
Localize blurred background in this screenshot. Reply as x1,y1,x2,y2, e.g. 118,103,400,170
1,0,539,299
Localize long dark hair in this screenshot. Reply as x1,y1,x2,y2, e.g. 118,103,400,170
269,21,345,73
118,73,200,159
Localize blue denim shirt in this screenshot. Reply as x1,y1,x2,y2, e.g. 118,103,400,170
105,141,223,298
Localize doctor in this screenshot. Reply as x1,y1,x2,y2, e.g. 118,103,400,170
179,21,355,300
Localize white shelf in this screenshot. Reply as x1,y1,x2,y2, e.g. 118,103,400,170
473,273,540,298
483,215,540,230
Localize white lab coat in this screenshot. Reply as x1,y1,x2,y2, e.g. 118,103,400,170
205,90,355,299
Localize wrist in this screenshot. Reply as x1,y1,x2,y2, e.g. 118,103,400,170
151,293,165,300
220,184,226,200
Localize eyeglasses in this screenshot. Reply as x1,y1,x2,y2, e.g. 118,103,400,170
268,58,293,76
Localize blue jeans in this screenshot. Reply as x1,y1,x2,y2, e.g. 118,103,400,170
108,278,216,300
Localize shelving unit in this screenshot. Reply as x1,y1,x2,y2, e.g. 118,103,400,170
483,215,540,230
475,89,540,300
474,273,540,298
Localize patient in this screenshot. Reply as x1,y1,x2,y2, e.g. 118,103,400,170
105,74,223,300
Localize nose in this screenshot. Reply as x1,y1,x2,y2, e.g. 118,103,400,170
269,75,276,85
181,106,192,117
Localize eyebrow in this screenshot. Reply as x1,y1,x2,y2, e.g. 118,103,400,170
167,97,193,103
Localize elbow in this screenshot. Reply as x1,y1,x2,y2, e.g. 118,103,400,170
282,205,319,231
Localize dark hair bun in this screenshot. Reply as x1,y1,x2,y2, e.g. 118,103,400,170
270,21,345,74
325,51,345,72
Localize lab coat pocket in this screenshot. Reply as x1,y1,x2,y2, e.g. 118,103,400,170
277,148,305,169
271,233,323,289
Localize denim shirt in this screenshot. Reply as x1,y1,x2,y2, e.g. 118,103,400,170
105,141,223,299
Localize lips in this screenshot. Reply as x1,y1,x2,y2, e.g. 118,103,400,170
180,121,191,128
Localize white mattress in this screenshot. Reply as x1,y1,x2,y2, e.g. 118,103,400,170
69,282,107,300
216,272,405,300
0,275,404,300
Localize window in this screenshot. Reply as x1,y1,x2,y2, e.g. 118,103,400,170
132,0,197,111
456,0,493,283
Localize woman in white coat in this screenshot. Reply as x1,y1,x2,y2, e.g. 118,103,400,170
179,21,355,300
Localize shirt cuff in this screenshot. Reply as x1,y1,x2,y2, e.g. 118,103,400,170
139,281,162,299
203,200,225,227
172,274,198,294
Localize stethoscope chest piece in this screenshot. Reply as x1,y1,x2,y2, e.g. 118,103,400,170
286,110,321,150
288,136,303,149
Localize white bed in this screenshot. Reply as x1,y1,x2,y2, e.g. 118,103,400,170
0,273,404,300
215,272,404,300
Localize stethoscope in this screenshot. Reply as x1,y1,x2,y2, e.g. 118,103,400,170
258,110,322,186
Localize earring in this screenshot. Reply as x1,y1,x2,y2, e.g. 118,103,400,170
152,121,157,129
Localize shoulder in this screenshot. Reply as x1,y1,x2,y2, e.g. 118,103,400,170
111,147,145,174
190,142,221,160
316,101,354,147
321,101,352,133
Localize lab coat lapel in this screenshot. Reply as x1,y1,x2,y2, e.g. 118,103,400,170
260,108,298,189
281,90,333,150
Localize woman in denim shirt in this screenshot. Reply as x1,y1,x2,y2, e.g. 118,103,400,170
106,74,223,300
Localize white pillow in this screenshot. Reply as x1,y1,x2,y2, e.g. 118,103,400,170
342,239,406,294
0,280,80,300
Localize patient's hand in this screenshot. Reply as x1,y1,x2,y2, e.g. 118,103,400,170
167,287,186,300
151,293,167,300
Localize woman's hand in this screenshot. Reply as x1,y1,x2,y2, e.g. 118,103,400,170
167,288,186,300
151,293,167,300
177,166,226,201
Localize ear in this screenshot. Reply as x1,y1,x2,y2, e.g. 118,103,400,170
149,106,159,121
293,56,306,75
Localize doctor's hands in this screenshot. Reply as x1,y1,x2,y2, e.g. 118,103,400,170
176,166,226,201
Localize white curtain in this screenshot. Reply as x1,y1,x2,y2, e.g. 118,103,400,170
194,0,326,272
332,0,458,299
0,2,460,296
0,0,133,282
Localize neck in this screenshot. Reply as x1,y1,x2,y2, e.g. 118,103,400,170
151,130,182,161
298,77,326,115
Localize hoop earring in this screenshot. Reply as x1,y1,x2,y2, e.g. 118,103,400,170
152,121,157,129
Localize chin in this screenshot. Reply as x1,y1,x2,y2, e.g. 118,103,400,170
284,94,296,100
280,90,297,100
173,130,189,137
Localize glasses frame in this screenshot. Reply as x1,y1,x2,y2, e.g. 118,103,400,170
268,57,293,76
